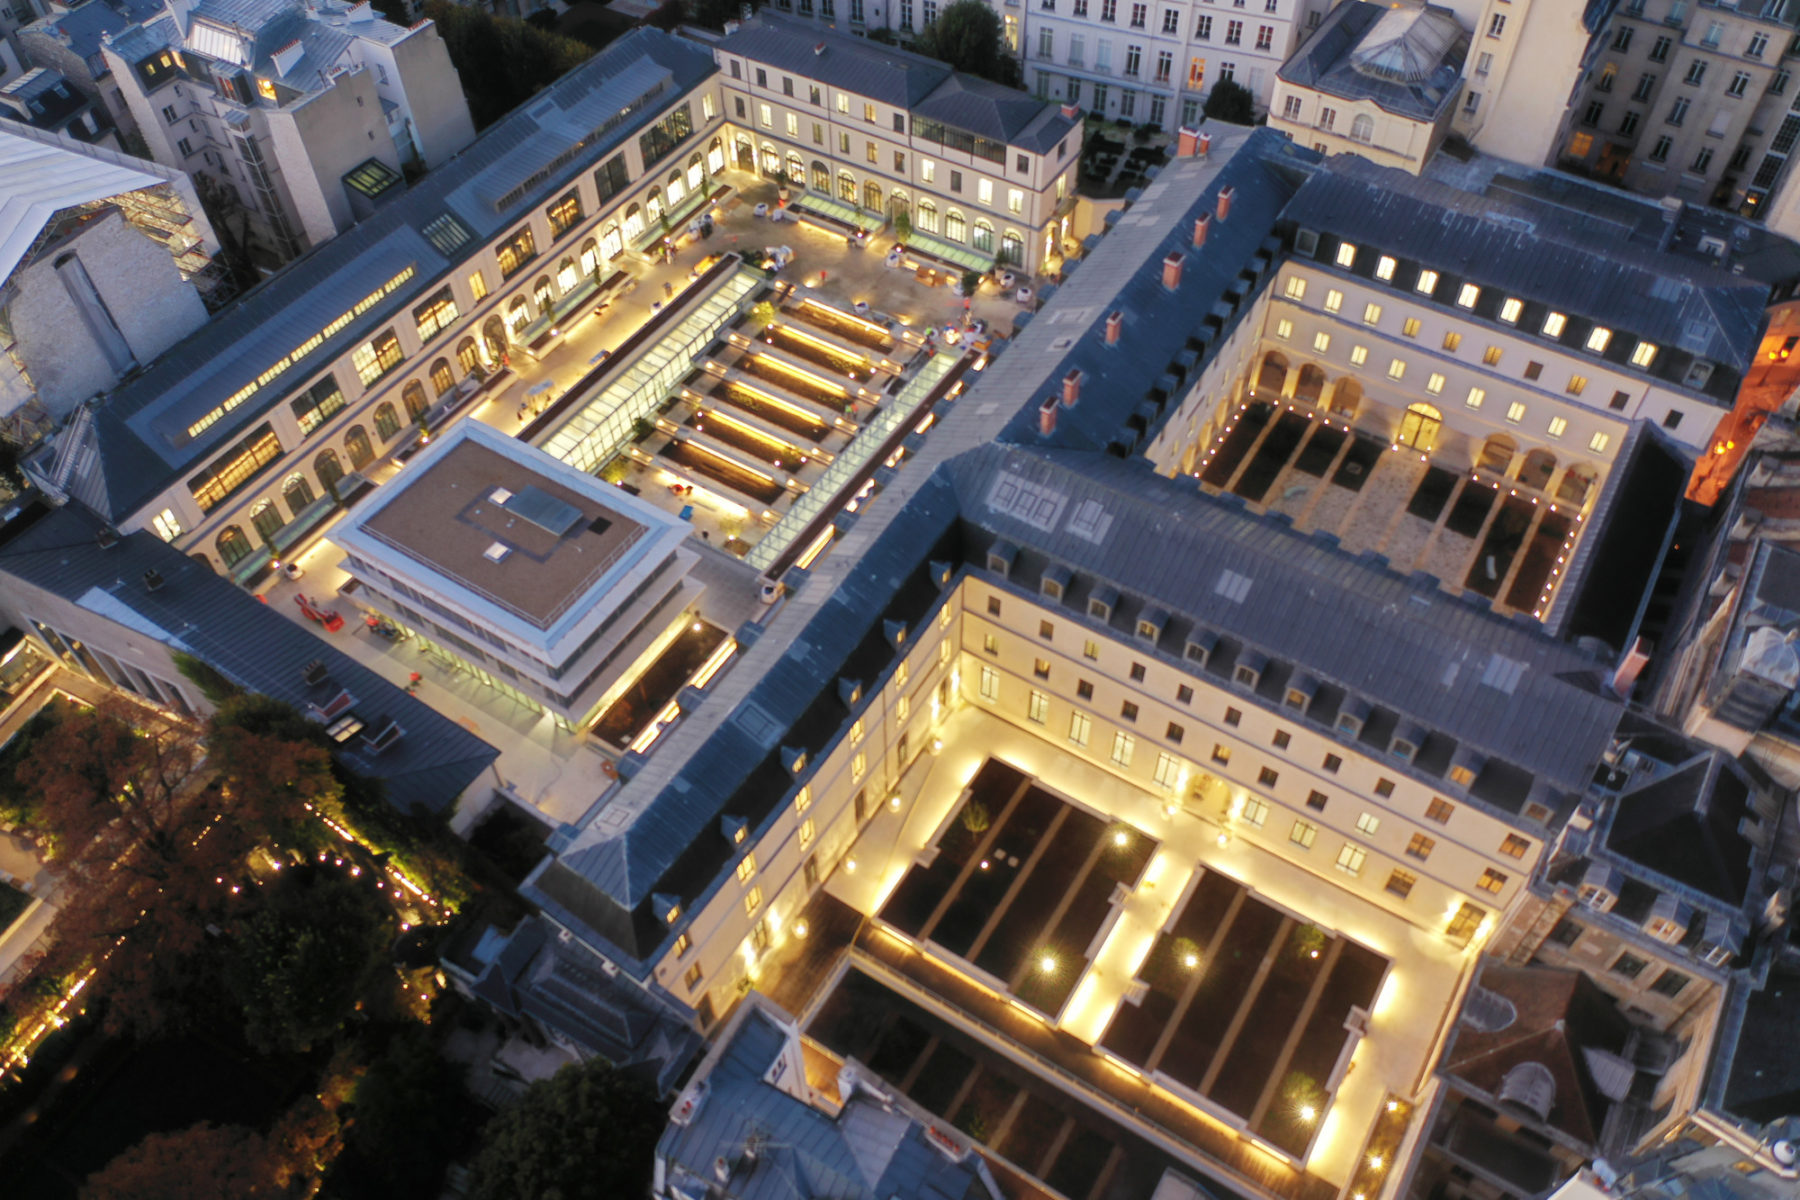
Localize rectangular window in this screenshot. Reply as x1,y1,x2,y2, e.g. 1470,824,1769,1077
1385,869,1416,899
1610,951,1648,979
1499,833,1530,859
352,329,404,386
1166,721,1184,743
187,423,282,513
1363,302,1382,325
1290,820,1317,848
1211,743,1231,765
1306,790,1328,811
1425,797,1454,824
744,886,763,917
1120,700,1139,722
1335,844,1366,876
1240,796,1269,827
1034,658,1051,679
1313,332,1331,354
1648,969,1691,998
412,287,459,344
1111,731,1136,767
1667,98,1689,126
1406,833,1434,860
1322,753,1341,773
1402,317,1421,338
852,751,866,780
1029,689,1049,723
978,665,999,701
1548,416,1568,438
495,224,537,279
1506,401,1527,425
1153,751,1180,789
1069,711,1092,747
1426,372,1445,395
1257,766,1279,787
1354,812,1380,835
1324,288,1343,314
290,375,346,436
1284,276,1307,300
1375,255,1396,281
1349,345,1368,366
1590,431,1611,453
546,191,583,240
1456,283,1479,308
1476,868,1507,894
1387,358,1406,381
1083,640,1099,660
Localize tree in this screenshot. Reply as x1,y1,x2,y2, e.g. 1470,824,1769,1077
690,0,758,30
465,1059,667,1200
82,1122,282,1200
912,0,1021,88
227,868,395,1054
1204,79,1256,124
325,1027,472,1199
424,1,595,130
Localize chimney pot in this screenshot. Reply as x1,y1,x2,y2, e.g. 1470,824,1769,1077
1176,125,1201,157
1162,251,1185,291
1217,186,1235,221
1038,395,1059,435
1062,368,1082,406
1193,214,1211,249
1060,103,1079,121
1104,310,1123,345
1200,131,1212,156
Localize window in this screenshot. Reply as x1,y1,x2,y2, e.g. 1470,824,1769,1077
1324,289,1343,314
1548,416,1568,438
1306,790,1328,811
1257,766,1279,787
1425,372,1446,396
1335,844,1366,876
1363,302,1382,325
1290,820,1317,848
1313,332,1331,354
291,375,346,435
1322,753,1342,773
1456,283,1479,308
1029,690,1049,723
1499,298,1523,325
1613,26,1632,53
1212,743,1231,765
1176,685,1193,703
1239,797,1269,827
1609,391,1630,411
736,853,757,884
1649,34,1671,63
1487,12,1504,37
1225,18,1242,44
1162,7,1178,32
1590,431,1611,453
1350,345,1368,366
495,224,537,279
1496,833,1530,860
1545,916,1583,947
1038,27,1054,57
412,287,459,344
1620,111,1640,136
1750,32,1770,58
852,751,866,781
1728,71,1751,99
1583,101,1604,128
177,137,193,157
1111,731,1136,767
1649,135,1673,162
1120,701,1139,722
1648,969,1691,999
1416,269,1439,296
1374,778,1395,798
1155,51,1172,84
1631,341,1656,368
1375,255,1396,281
1387,358,1406,381
1153,752,1180,789
1610,951,1649,980
1335,242,1357,268
1224,707,1241,726
1125,44,1141,76
1129,662,1146,682
1406,833,1434,860
352,330,404,386
1284,276,1307,300
1664,410,1683,430
1271,730,1291,750
1355,812,1380,835
979,665,999,701
1034,658,1052,680
1476,868,1507,894
1275,319,1293,340
1197,14,1213,39
1077,680,1094,700
982,634,998,655
744,886,763,917
1667,98,1689,126
1166,722,1185,744
1130,1,1145,26
1506,401,1527,425
1402,318,1421,338
1683,59,1706,87
1255,24,1273,50
1425,797,1454,824
1446,903,1485,942
1586,326,1612,354
987,596,1001,616
1564,375,1585,397
1083,640,1099,661
1069,711,1092,747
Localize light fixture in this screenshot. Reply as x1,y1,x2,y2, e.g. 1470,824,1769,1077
794,919,810,939
1113,831,1129,847
1299,1104,1317,1122
888,793,902,811
1038,953,1057,974
843,857,857,873
1369,1156,1384,1170
1182,952,1199,969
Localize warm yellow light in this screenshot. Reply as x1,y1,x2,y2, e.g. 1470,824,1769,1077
1183,953,1200,969
1039,953,1058,975
1386,1099,1400,1113
1369,1155,1384,1170
1299,1104,1317,1122
1113,831,1129,847
794,919,810,939
844,857,858,873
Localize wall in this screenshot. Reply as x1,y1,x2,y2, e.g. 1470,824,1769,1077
269,68,397,247
380,21,475,168
1457,0,1590,167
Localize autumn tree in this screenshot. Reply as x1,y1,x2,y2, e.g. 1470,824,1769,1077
465,1058,666,1200
81,1122,283,1200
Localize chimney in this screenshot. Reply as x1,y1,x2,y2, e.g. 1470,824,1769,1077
814,41,827,55
1104,310,1123,345
1610,636,1651,699
1200,131,1212,156
1038,395,1059,435
1162,251,1185,291
1062,368,1083,406
1176,126,1201,157
1217,186,1235,221
95,527,118,549
1194,213,1211,248
142,568,164,592
1060,103,1079,121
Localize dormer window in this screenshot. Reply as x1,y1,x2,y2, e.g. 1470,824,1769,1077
1685,360,1714,388
1499,298,1522,324
1336,242,1357,268
1375,255,1396,281
1416,269,1439,296
1456,283,1479,308
1586,327,1612,353
1630,341,1656,368
1542,312,1566,337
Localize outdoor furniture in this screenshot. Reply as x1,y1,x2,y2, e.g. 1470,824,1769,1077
753,202,769,218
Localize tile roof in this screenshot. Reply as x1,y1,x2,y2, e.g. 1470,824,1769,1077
0,502,498,814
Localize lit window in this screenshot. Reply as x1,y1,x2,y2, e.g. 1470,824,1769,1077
1542,311,1566,337
1335,844,1366,876
744,886,763,916
978,665,999,701
795,786,812,814
799,817,814,848
1631,341,1656,368
1363,302,1382,325
1313,331,1331,353
1285,276,1307,300
1547,416,1568,437
1068,711,1091,747
1375,255,1396,281
1355,812,1380,835
1275,318,1294,339
1425,797,1455,823
1350,345,1368,366
852,751,866,780
1500,833,1530,859
1444,332,1462,352
1028,690,1049,724
1111,731,1136,767
1153,752,1181,789
1240,797,1269,827
1335,242,1356,267
1387,358,1406,380
1567,375,1587,396
152,509,184,541
1385,869,1416,900
257,77,277,100
1324,289,1343,314
1426,372,1445,395
1586,327,1612,353
1416,269,1439,295
1483,346,1502,366
851,719,865,745
1456,283,1479,308
1402,317,1421,338
736,853,757,884
1506,401,1526,424
1290,819,1317,848
1589,431,1611,453
1500,298,1522,324
1476,868,1508,894
1406,833,1434,860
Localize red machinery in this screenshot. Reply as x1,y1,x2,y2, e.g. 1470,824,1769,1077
294,594,345,632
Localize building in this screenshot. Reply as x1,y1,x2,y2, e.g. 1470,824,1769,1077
714,15,1082,276
16,0,163,145
98,0,476,266
329,420,704,729
25,27,722,583
0,499,500,814
0,121,219,427
0,65,115,144
1442,0,1605,170
1269,1,1467,173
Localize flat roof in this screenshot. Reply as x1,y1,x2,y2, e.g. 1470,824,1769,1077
362,437,645,630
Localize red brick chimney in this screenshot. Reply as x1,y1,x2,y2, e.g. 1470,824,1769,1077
1104,310,1123,345
1162,251,1185,291
1062,368,1083,406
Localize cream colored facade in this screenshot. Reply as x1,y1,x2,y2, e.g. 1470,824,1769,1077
1270,86,1453,173
1449,0,1594,165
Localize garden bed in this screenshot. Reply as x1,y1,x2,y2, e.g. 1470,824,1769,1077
1293,425,1346,477
738,353,851,408
659,440,786,504
590,620,729,749
1233,411,1311,503
714,382,832,441
879,759,1025,938
1201,401,1272,488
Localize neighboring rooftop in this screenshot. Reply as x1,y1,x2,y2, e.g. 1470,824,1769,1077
1720,963,1800,1126
360,436,646,631
1605,749,1758,907
1279,0,1468,121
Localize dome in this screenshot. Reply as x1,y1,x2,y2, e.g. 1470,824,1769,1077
1350,5,1466,84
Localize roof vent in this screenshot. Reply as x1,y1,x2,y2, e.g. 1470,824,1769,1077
95,527,118,549
1162,251,1185,291
1462,986,1517,1032
142,568,164,592
1104,310,1123,345
1497,1061,1556,1122
1217,186,1236,221
483,542,511,562
489,487,515,505
301,658,330,686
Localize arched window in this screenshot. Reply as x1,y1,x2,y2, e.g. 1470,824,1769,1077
838,170,857,202
557,256,578,293
759,142,778,179
457,337,481,376
579,238,599,277
623,203,645,241
787,152,805,184
687,150,705,190
282,471,315,517
250,499,282,545
430,358,454,397
917,199,939,233
344,425,373,470
972,219,994,254
600,222,623,260
315,449,344,492
863,180,882,212
708,135,725,173
1397,402,1442,452
888,189,910,218
667,168,684,206
483,315,508,361
812,160,829,192
506,296,531,335
532,275,554,314
945,209,967,242
1350,114,1374,144
734,136,754,170
1000,229,1024,267
374,401,401,441
646,190,662,221
217,525,251,567
403,380,429,421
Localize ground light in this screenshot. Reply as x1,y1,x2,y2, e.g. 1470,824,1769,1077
1298,1104,1317,1122
1182,952,1200,969
1039,953,1058,975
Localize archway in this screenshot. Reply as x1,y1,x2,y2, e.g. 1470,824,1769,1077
1257,350,1289,395
282,471,315,517
708,135,725,173
864,181,882,212
917,199,939,234
734,135,754,170
972,219,994,254
837,171,856,203
687,150,705,191
579,237,599,277
1519,447,1557,491
314,449,344,492
532,275,554,315
600,221,622,259
1000,228,1023,267
666,167,684,206
483,315,508,361
786,152,804,185
430,359,454,397
1479,434,1517,475
217,526,251,568
250,499,282,545
458,336,481,376
1294,363,1326,404
1397,402,1442,452
344,425,373,470
404,380,429,420
505,297,530,337
1556,463,1598,506
812,160,829,192
557,256,578,293
1328,377,1362,418
375,401,401,441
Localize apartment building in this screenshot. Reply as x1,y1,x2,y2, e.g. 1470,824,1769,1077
99,0,475,267
1,121,220,423
1269,0,1468,173
1556,0,1800,215
26,29,723,582
715,15,1081,275
16,0,162,145
1444,0,1602,168
0,66,116,145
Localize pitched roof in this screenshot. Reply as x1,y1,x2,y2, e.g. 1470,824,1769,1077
0,503,498,814
717,14,950,108
911,73,1074,154
1278,0,1468,122
1605,750,1757,906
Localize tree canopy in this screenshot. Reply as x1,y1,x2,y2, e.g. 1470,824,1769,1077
324,1026,473,1199
1204,79,1257,124
81,1122,283,1200
912,0,1021,88
423,1,595,130
465,1059,667,1200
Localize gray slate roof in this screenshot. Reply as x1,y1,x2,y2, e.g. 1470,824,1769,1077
1277,1,1467,122
0,502,498,814
54,28,715,522
23,0,164,69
